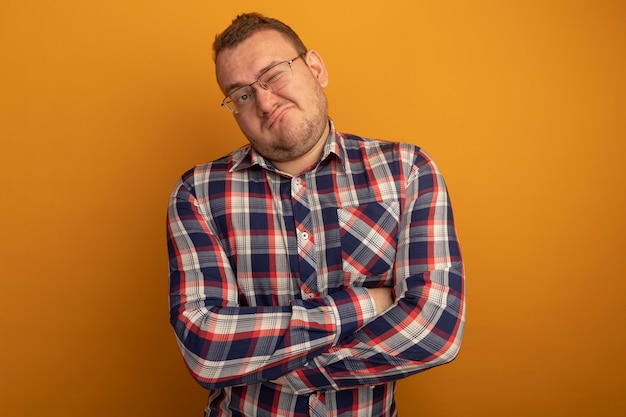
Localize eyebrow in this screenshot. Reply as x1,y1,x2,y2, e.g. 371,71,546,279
223,59,284,96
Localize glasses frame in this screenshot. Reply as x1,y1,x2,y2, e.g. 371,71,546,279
221,54,303,114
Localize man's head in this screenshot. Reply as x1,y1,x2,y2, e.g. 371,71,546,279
213,13,330,174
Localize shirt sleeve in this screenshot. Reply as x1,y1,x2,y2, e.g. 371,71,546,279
282,151,466,394
167,172,378,390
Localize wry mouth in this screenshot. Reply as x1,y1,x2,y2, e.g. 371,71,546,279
267,105,292,129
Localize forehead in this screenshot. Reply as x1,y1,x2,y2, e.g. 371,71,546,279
215,30,298,92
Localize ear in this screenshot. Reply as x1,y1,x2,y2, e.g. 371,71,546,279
304,49,329,88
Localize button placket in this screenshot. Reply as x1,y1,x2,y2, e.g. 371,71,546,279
290,174,318,294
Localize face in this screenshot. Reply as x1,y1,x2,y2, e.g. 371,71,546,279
216,30,330,165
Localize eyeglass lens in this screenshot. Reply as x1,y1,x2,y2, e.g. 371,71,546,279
223,60,296,113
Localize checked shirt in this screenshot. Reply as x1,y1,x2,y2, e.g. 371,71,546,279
167,122,465,416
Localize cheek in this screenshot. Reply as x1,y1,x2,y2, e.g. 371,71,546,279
235,114,258,131
235,115,267,142
298,79,327,107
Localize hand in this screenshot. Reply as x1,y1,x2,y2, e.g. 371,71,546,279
270,376,289,386
368,287,393,315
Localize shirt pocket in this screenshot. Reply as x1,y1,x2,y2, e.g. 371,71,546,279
338,201,400,288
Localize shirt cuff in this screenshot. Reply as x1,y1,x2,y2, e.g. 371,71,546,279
328,287,377,345
283,356,334,394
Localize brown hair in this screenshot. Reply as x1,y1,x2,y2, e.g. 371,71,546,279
212,13,307,61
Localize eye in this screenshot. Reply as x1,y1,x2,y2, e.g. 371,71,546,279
230,87,253,104
264,70,286,85
236,93,251,104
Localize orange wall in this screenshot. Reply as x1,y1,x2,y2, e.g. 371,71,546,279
1,1,625,416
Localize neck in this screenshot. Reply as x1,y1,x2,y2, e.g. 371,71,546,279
272,123,330,176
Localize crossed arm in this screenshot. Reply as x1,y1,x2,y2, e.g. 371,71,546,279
167,157,464,390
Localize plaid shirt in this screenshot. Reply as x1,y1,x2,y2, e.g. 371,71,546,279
167,121,465,416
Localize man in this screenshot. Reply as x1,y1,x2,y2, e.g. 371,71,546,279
167,12,465,417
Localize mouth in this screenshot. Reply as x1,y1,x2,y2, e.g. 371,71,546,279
266,105,292,130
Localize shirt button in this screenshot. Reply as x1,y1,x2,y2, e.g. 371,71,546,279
301,231,309,240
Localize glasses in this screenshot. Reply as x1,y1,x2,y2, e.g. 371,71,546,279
221,55,302,114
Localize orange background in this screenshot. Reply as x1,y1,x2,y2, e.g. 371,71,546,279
1,1,625,416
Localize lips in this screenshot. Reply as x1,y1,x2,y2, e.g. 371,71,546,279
266,105,292,129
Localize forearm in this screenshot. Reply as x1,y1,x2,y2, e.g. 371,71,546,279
281,266,464,393
170,285,377,389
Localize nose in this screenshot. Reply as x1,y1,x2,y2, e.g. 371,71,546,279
253,86,279,115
